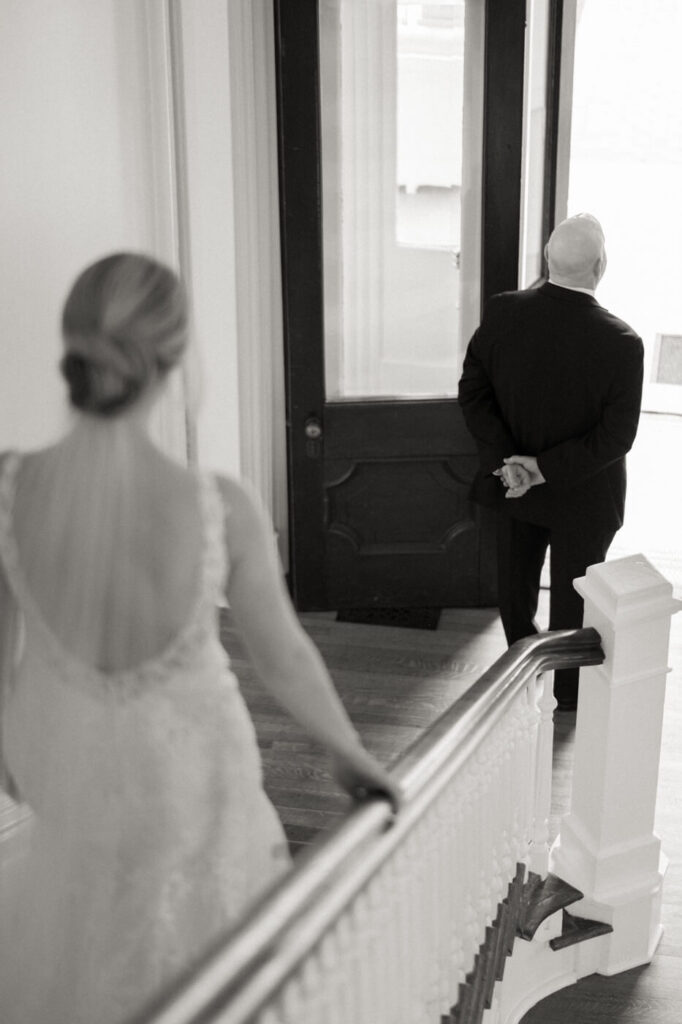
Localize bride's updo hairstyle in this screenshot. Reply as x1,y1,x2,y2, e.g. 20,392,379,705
60,252,188,416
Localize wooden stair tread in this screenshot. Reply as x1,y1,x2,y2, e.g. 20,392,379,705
445,864,526,1024
517,872,584,940
549,909,613,951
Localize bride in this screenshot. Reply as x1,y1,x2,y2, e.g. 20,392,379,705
0,253,400,1023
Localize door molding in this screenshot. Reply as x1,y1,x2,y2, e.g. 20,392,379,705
226,0,289,561
273,0,327,605
481,0,526,302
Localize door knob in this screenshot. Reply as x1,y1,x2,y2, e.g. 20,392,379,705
304,417,323,440
304,416,322,459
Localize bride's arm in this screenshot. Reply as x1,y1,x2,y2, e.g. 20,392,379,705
218,477,402,810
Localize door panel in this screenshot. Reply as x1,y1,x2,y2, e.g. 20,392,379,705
323,401,494,607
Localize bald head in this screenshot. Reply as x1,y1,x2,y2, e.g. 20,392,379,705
546,214,607,290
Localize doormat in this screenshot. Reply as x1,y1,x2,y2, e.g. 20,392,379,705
337,607,442,630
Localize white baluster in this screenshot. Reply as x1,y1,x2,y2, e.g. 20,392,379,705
256,1001,284,1024
332,913,355,1024
406,825,429,1022
528,670,556,875
318,928,342,1024
278,967,307,1024
447,784,467,999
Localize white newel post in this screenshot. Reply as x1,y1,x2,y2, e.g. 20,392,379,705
550,554,681,975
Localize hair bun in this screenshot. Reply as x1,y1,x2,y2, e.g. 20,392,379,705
60,349,142,416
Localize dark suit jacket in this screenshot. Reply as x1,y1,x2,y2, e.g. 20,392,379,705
458,282,644,530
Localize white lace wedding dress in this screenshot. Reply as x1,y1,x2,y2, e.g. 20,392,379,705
0,451,291,1024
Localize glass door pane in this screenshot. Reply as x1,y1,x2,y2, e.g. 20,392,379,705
320,0,482,400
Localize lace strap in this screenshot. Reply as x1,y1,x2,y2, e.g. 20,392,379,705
0,452,25,794
0,451,20,513
0,452,23,598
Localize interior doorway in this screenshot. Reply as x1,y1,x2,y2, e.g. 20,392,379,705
276,0,573,612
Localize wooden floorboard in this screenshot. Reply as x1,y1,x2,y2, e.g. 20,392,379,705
220,605,509,852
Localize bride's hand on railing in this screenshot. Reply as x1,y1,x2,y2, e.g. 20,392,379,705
330,747,404,814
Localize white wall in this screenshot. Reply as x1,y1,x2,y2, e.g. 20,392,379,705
0,0,174,450
0,0,287,542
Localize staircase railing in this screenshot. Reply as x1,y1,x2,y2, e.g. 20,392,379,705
130,628,602,1024
131,553,678,1024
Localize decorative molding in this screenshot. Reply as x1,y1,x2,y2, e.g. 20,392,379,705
166,1,246,480
165,0,198,463
553,0,578,224
122,0,190,465
226,0,289,559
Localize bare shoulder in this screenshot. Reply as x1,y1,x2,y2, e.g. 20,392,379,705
214,474,263,519
213,474,274,557
0,448,29,488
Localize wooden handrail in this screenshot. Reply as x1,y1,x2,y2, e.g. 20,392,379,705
128,627,603,1024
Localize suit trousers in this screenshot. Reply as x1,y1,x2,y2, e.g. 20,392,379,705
496,513,616,703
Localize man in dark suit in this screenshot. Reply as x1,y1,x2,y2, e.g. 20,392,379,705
458,214,644,710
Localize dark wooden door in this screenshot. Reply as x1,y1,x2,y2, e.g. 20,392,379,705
274,0,565,612
321,399,490,609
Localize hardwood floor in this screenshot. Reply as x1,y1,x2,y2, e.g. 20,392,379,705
220,604,508,850
223,589,682,1023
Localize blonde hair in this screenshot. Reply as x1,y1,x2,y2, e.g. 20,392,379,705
60,253,188,416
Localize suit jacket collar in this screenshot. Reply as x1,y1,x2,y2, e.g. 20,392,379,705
539,281,601,307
